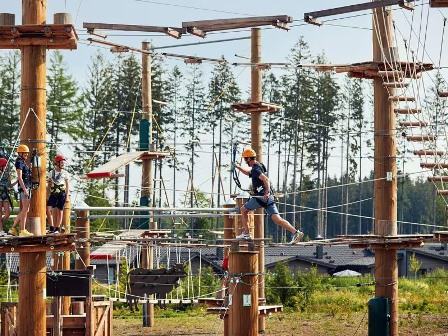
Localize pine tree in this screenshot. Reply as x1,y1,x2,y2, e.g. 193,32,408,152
207,60,241,207
306,53,339,238
340,76,365,234
47,51,84,157
165,66,183,207
180,65,206,214
280,37,315,234
0,51,20,147
75,51,116,175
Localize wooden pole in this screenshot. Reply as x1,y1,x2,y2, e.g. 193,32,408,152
18,1,47,335
250,27,265,333
228,249,259,336
75,210,90,269
140,41,155,327
372,4,398,336
61,197,71,314
223,199,236,336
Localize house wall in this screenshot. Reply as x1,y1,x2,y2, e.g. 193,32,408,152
266,259,333,275
405,251,448,277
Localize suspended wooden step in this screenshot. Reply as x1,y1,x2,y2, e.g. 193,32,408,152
431,0,448,8
420,162,448,169
399,121,428,127
389,96,415,102
414,149,446,156
384,82,409,88
231,101,281,114
378,70,404,78
428,176,448,182
438,91,448,98
406,135,436,142
394,108,421,114
437,190,448,196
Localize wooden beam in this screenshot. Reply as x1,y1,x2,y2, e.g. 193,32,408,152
305,0,414,25
428,176,448,182
421,162,448,169
87,38,150,54
83,22,182,39
398,121,428,127
406,135,436,141
414,150,446,156
182,15,292,34
394,108,420,114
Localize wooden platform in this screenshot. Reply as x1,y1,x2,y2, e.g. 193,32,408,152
433,231,448,241
231,101,281,113
414,150,446,156
430,0,448,7
207,305,283,316
399,121,428,127
420,162,448,169
313,61,433,79
0,233,75,253
0,24,78,49
395,108,421,114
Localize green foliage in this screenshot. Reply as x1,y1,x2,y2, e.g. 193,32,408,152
409,253,422,278
0,51,20,145
47,51,84,156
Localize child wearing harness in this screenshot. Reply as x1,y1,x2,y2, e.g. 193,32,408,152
234,147,304,244
47,154,70,234
0,158,15,236
9,144,34,237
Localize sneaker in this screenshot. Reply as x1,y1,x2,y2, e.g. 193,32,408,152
0,230,8,237
290,230,304,244
19,229,34,237
47,226,55,234
235,233,252,240
8,227,18,236
53,227,60,234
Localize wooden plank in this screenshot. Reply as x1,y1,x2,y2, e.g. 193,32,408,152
399,121,428,127
431,0,448,7
383,82,408,88
0,242,75,253
182,15,292,29
406,135,436,142
389,96,415,102
304,0,413,24
83,22,182,38
428,176,448,182
394,108,421,114
414,150,446,156
421,162,448,169
94,305,108,336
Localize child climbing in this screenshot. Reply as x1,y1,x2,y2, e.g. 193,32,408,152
47,154,70,234
10,144,34,237
0,158,15,236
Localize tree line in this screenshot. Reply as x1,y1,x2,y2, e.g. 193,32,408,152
0,36,445,238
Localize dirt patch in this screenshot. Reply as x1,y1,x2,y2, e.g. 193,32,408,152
112,312,448,335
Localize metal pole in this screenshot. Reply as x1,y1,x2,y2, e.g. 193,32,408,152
372,4,398,336
73,206,236,212
250,27,265,333
140,40,155,327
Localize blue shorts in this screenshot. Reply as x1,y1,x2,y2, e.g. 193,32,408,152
243,196,279,218
19,188,31,200
47,193,66,210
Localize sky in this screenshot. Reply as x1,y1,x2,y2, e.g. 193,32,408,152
3,1,448,211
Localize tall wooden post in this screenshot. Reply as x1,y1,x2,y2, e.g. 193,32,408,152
250,27,265,332
223,199,236,336
61,197,71,314
372,5,398,336
140,41,155,327
75,210,90,269
228,249,259,336
18,1,47,335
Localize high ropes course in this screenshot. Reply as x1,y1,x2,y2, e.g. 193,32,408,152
2,1,448,336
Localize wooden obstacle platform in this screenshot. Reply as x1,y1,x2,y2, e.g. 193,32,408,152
0,234,75,253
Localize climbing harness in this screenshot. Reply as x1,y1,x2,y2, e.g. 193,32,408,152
30,149,40,190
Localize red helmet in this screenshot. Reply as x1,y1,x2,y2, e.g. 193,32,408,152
54,154,66,164
0,158,7,168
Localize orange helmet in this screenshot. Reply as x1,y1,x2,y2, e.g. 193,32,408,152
0,158,7,168
242,147,256,158
54,154,66,164
16,144,29,153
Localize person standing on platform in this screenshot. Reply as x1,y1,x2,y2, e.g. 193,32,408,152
47,154,70,234
0,158,15,235
9,145,33,237
234,147,304,244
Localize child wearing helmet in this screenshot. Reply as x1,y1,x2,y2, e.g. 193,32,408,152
47,154,70,234
10,144,34,237
0,157,15,236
